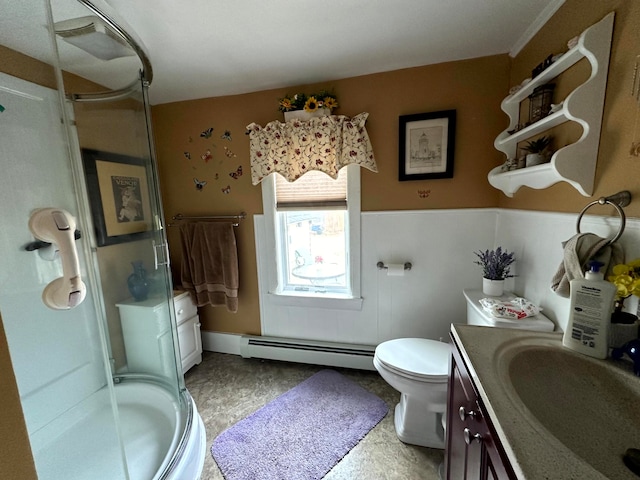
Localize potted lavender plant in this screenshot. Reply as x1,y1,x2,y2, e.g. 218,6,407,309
474,247,515,296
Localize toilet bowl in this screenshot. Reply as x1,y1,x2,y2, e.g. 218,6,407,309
374,288,555,449
373,338,450,448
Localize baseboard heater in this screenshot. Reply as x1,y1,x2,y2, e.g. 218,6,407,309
239,335,376,371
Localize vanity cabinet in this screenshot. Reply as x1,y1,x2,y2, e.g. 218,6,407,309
445,334,516,480
488,12,614,197
117,290,202,377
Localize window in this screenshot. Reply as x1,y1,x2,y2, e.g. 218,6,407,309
261,165,361,300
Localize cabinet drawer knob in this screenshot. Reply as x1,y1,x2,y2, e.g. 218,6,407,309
459,406,477,421
177,308,184,315
463,428,482,445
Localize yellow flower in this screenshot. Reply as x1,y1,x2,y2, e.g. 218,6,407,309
279,97,294,111
612,264,631,276
304,96,319,113
323,96,338,111
608,259,640,300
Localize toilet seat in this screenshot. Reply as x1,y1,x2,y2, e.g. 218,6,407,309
375,338,449,382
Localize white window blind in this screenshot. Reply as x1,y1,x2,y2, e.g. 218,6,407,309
275,168,347,209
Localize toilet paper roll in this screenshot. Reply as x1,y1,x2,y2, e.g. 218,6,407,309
386,264,405,276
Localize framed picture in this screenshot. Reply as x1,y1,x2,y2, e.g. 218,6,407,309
399,110,456,181
81,149,153,246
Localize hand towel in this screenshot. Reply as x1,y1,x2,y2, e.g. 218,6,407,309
550,233,624,298
179,222,239,313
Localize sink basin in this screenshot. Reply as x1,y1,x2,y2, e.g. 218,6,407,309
495,337,640,479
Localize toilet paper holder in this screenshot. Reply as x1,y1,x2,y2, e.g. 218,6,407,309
377,261,412,271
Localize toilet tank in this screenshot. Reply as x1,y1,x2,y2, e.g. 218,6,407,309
463,289,555,332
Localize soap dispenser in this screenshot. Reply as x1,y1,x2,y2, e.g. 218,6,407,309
562,260,616,359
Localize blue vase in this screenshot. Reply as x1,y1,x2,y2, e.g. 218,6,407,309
127,261,149,301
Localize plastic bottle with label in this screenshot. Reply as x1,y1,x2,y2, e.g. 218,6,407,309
562,260,616,359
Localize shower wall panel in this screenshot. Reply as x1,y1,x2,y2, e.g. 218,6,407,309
0,72,108,435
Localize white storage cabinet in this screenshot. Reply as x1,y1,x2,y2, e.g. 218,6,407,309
117,290,202,377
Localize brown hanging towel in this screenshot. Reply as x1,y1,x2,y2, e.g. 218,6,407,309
179,221,239,313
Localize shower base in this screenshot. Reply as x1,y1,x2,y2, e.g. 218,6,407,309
29,380,206,480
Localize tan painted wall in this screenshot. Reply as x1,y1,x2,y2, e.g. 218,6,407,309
500,0,640,216
152,54,510,335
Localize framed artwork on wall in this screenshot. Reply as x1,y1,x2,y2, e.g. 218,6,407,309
398,110,456,181
81,149,153,246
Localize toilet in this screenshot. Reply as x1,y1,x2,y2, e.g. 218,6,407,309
373,289,555,449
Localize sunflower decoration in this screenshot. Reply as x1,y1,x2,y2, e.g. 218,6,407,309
279,97,294,112
322,95,338,111
304,96,319,113
277,90,338,113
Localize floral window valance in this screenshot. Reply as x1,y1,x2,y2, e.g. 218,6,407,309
246,112,378,185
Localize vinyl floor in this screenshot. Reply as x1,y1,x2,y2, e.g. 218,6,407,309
185,351,444,480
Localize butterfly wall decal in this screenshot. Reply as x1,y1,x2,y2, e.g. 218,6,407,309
221,130,232,141
417,189,431,198
200,127,213,139
229,166,243,179
183,151,191,160
201,150,212,162
224,146,237,158
193,178,207,191
221,185,231,194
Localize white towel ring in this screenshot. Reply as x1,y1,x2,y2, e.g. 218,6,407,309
575,191,631,245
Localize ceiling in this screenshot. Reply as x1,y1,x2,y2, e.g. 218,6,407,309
2,0,565,105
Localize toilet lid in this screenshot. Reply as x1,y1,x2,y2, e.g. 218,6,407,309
375,338,449,379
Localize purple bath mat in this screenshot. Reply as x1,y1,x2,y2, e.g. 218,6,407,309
211,369,388,480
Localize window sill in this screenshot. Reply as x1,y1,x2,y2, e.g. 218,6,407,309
267,292,363,311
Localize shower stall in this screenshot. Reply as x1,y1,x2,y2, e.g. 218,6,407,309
0,1,206,479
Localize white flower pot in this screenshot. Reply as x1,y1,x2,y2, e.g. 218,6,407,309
525,153,545,167
284,107,330,121
482,278,505,296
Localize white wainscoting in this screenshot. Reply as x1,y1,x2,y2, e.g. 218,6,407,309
254,209,498,346
495,209,640,332
253,208,640,345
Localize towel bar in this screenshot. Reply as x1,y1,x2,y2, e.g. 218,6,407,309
576,191,631,244
168,212,246,227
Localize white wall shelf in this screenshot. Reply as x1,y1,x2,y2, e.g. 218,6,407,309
489,12,614,197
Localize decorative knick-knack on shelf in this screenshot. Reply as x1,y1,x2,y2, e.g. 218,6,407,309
127,260,149,301
522,135,553,167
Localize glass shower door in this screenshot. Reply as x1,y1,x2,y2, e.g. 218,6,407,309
1,0,189,478
0,62,129,480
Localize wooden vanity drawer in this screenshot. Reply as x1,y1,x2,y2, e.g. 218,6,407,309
173,290,197,324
